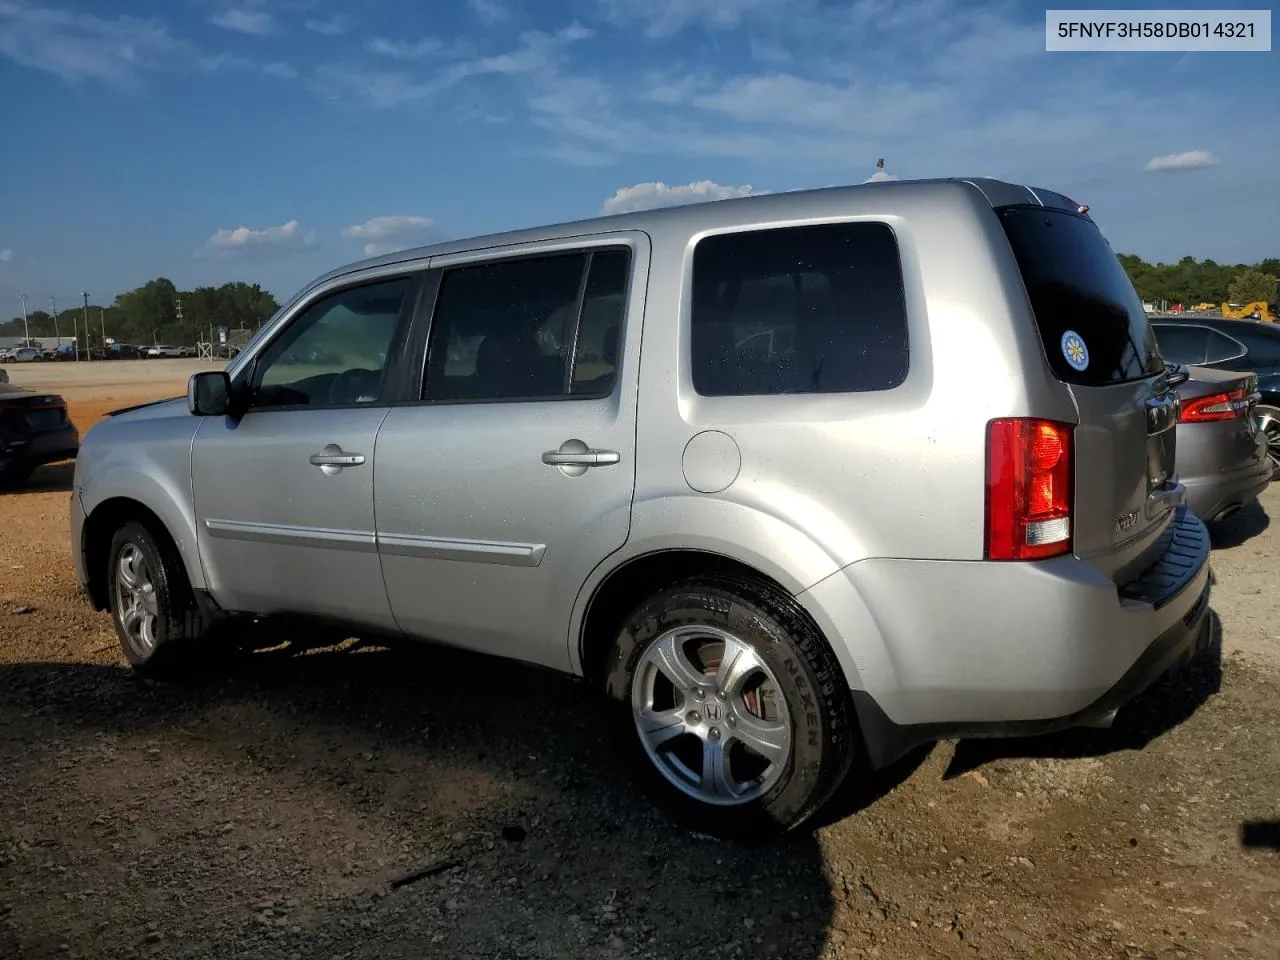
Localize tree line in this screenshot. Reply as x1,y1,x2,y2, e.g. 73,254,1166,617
1117,255,1279,308
3,256,1277,347
0,278,280,347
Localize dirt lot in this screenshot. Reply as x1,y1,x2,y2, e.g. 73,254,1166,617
1,362,1277,960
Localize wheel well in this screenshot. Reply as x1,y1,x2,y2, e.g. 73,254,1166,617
579,550,801,684
82,498,174,611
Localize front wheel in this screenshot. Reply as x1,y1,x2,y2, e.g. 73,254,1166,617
1255,404,1280,480
107,520,212,677
604,577,858,839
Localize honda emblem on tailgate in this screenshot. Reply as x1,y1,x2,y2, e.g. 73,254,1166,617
1115,509,1140,536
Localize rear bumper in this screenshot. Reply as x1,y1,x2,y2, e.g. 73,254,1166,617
799,505,1212,769
0,425,79,474
1181,441,1271,522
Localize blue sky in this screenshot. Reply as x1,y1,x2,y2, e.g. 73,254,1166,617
0,0,1276,313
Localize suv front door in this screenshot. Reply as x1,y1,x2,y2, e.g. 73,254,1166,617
191,272,421,628
374,239,646,668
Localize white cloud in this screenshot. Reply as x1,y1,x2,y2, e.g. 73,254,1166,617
205,219,313,252
263,61,296,79
367,37,444,60
0,1,187,88
209,7,275,36
304,16,348,36
342,215,435,241
597,0,775,37
0,248,13,262
317,24,593,109
468,0,512,26
1145,150,1216,172
601,180,764,215
361,243,404,257
864,170,897,182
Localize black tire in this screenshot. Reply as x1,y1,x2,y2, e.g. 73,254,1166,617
0,465,33,489
603,576,858,840
106,520,213,678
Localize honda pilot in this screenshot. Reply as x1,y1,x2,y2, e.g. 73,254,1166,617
70,178,1211,837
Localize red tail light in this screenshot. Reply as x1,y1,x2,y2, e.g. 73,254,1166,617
1178,389,1245,423
985,418,1074,561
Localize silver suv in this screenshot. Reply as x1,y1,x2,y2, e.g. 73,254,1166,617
71,179,1211,837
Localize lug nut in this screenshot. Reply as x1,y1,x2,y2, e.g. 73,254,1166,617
686,711,701,725
708,727,721,741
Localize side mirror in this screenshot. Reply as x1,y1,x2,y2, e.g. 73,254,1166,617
188,370,234,417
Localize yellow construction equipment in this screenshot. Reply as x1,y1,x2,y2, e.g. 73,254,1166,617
1221,301,1276,322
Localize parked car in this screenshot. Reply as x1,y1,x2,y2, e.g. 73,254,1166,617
0,347,13,362
0,383,79,487
12,347,42,362
1150,317,1280,477
1171,366,1270,522
146,345,190,359
71,178,1211,838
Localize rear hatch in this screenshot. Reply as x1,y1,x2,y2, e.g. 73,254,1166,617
997,203,1180,583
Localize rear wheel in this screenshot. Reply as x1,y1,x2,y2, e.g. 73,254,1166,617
107,520,212,677
1255,404,1280,479
604,577,857,839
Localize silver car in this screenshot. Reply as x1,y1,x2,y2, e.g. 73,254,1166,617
71,179,1212,837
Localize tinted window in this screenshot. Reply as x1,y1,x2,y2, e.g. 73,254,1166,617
1204,329,1246,364
1152,324,1209,365
1230,326,1280,366
250,277,412,408
691,222,908,396
999,207,1161,385
423,249,630,402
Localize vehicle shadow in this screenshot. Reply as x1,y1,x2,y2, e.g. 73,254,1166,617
944,610,1224,778
4,461,75,494
1207,499,1270,549
1240,820,1280,851
0,639,838,959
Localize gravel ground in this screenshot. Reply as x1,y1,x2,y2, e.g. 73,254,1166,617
1,382,1277,960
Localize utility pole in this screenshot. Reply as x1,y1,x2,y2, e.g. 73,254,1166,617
82,292,90,361
50,296,59,345
19,293,28,344
100,308,107,347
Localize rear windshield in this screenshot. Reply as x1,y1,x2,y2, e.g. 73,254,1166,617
998,206,1162,386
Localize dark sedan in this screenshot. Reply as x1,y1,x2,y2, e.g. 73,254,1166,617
1151,317,1280,476
0,383,79,487
1168,365,1271,522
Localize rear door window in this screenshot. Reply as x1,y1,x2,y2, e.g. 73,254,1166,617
998,207,1162,386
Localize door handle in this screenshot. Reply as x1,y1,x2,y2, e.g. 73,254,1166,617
310,453,366,467
542,449,620,467
309,443,366,473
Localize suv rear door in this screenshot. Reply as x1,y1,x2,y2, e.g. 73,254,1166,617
373,237,647,669
997,203,1180,581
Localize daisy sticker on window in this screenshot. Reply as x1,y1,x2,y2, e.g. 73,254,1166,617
1061,330,1089,372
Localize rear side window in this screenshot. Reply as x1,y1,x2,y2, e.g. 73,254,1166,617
1230,326,1280,366
690,222,909,396
1151,324,1210,365
999,207,1162,386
